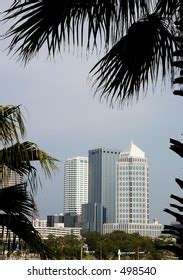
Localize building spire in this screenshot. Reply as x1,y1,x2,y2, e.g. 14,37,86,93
121,142,145,158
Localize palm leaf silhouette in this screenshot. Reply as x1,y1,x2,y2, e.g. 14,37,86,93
0,105,58,258
90,14,176,106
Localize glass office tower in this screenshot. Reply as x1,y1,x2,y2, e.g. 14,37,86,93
83,148,121,232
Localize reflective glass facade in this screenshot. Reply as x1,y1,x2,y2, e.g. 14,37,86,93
86,148,121,232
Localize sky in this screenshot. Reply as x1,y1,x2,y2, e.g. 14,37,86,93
0,1,183,225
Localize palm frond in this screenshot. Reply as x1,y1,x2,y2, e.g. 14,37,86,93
175,178,183,189
3,0,120,62
170,138,183,157
90,13,176,106
0,213,52,259
164,208,183,223
170,203,183,212
164,224,183,236
170,194,183,204
3,1,159,62
1,141,58,176
0,105,26,145
0,141,58,192
118,0,156,32
0,183,37,218
155,0,181,17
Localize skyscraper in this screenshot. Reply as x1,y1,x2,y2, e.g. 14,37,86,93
82,148,121,232
103,142,162,238
64,157,88,216
115,142,149,224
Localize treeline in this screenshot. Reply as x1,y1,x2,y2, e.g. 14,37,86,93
45,231,175,260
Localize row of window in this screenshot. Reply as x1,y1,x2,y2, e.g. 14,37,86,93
79,160,88,163
119,186,148,191
114,224,159,231
119,214,146,218
118,177,146,182
118,186,148,191
119,192,146,197
118,182,146,187
119,158,146,162
119,198,146,202
118,171,146,175
90,150,120,154
118,208,146,213
118,166,146,170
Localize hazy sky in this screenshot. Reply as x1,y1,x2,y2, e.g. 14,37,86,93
1,1,183,225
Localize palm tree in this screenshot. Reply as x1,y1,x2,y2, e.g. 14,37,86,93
2,0,183,258
2,0,180,105
0,105,58,259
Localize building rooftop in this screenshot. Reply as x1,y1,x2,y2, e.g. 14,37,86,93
120,141,145,158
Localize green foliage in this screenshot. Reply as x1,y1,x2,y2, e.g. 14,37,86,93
45,235,83,260
83,231,102,251
83,231,170,260
0,105,26,145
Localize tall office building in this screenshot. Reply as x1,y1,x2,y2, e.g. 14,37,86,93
81,143,162,237
82,148,121,232
64,157,88,216
116,142,149,224
103,142,162,238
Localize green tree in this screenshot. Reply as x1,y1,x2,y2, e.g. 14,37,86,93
0,105,58,259
45,235,83,260
44,235,64,259
84,231,159,260
83,231,102,252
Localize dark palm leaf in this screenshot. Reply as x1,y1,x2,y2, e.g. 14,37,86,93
0,183,37,218
90,13,176,106
3,1,158,62
0,213,52,259
162,229,180,237
164,224,183,233
0,141,58,192
0,105,26,145
164,208,183,223
175,178,183,189
170,194,183,204
170,138,183,157
3,0,119,61
163,225,183,238
1,141,58,177
0,105,57,258
170,203,183,212
155,0,181,17
118,0,156,32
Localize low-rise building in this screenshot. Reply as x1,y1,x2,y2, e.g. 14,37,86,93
34,226,82,239
32,218,81,239
103,220,163,238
